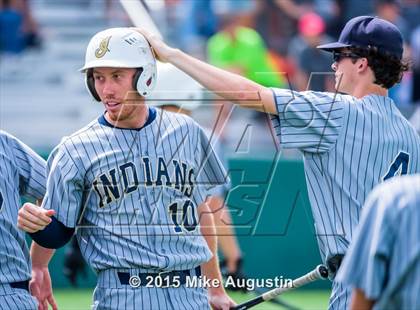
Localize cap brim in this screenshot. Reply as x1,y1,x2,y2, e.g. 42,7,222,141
316,42,352,52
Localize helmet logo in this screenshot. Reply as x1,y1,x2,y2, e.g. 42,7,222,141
95,36,111,58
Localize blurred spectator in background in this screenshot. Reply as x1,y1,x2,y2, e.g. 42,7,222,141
288,12,335,91
207,0,286,93
207,1,286,150
274,0,337,24
0,0,25,54
164,0,219,57
338,0,374,26
207,21,284,88
254,0,296,55
0,0,41,54
184,0,219,55
409,26,420,133
373,0,413,107
400,0,420,35
411,26,420,105
20,0,41,49
255,0,338,55
373,0,410,41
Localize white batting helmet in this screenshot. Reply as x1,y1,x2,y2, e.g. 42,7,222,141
148,62,203,111
80,27,157,100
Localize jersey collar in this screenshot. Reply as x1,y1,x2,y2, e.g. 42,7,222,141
98,107,157,131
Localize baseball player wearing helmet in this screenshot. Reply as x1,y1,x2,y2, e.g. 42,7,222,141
136,16,420,309
150,63,248,290
0,130,56,310
17,28,234,310
336,174,420,310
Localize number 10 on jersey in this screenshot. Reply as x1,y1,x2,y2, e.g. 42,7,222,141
168,199,198,233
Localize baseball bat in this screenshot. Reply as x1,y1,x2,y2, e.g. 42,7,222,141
230,265,329,310
253,286,301,310
119,0,202,94
119,0,163,38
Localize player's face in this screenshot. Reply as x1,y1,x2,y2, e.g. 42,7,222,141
93,67,144,125
331,50,360,94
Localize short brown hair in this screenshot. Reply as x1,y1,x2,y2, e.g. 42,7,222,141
350,46,409,89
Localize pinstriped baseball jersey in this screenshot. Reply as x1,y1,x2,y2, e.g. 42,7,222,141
92,286,209,310
270,90,420,263
41,107,226,273
270,90,420,309
0,131,46,283
0,130,46,309
0,286,38,310
336,174,420,310
93,267,208,310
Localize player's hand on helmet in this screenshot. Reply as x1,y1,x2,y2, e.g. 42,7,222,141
133,28,176,63
30,265,58,310
17,203,55,233
208,289,236,310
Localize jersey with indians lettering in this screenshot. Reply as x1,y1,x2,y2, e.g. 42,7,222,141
270,90,420,309
0,130,46,310
42,107,227,309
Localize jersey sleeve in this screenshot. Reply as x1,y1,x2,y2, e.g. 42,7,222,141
335,186,395,300
6,132,47,200
193,126,228,205
270,88,346,153
42,143,85,228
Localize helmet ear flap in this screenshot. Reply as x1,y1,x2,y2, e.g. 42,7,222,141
132,68,143,95
135,64,156,97
85,69,101,102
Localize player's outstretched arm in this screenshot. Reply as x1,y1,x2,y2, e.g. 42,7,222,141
30,242,58,310
17,203,55,233
199,203,236,310
135,28,277,115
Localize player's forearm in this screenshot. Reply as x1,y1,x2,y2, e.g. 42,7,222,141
199,203,225,293
200,246,225,294
202,255,226,296
30,242,55,267
29,216,75,249
350,288,375,310
168,49,276,114
199,205,217,254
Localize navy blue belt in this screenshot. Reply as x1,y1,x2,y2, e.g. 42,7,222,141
10,280,29,291
117,266,201,287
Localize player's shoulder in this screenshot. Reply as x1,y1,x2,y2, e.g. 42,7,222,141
0,130,29,152
304,91,354,105
369,174,420,216
50,119,99,159
160,109,201,130
58,118,99,147
0,130,15,154
375,174,419,193
271,88,353,105
0,129,17,144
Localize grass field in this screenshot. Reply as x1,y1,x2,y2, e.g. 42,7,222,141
54,288,330,309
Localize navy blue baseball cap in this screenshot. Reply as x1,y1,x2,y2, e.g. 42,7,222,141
317,16,403,59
